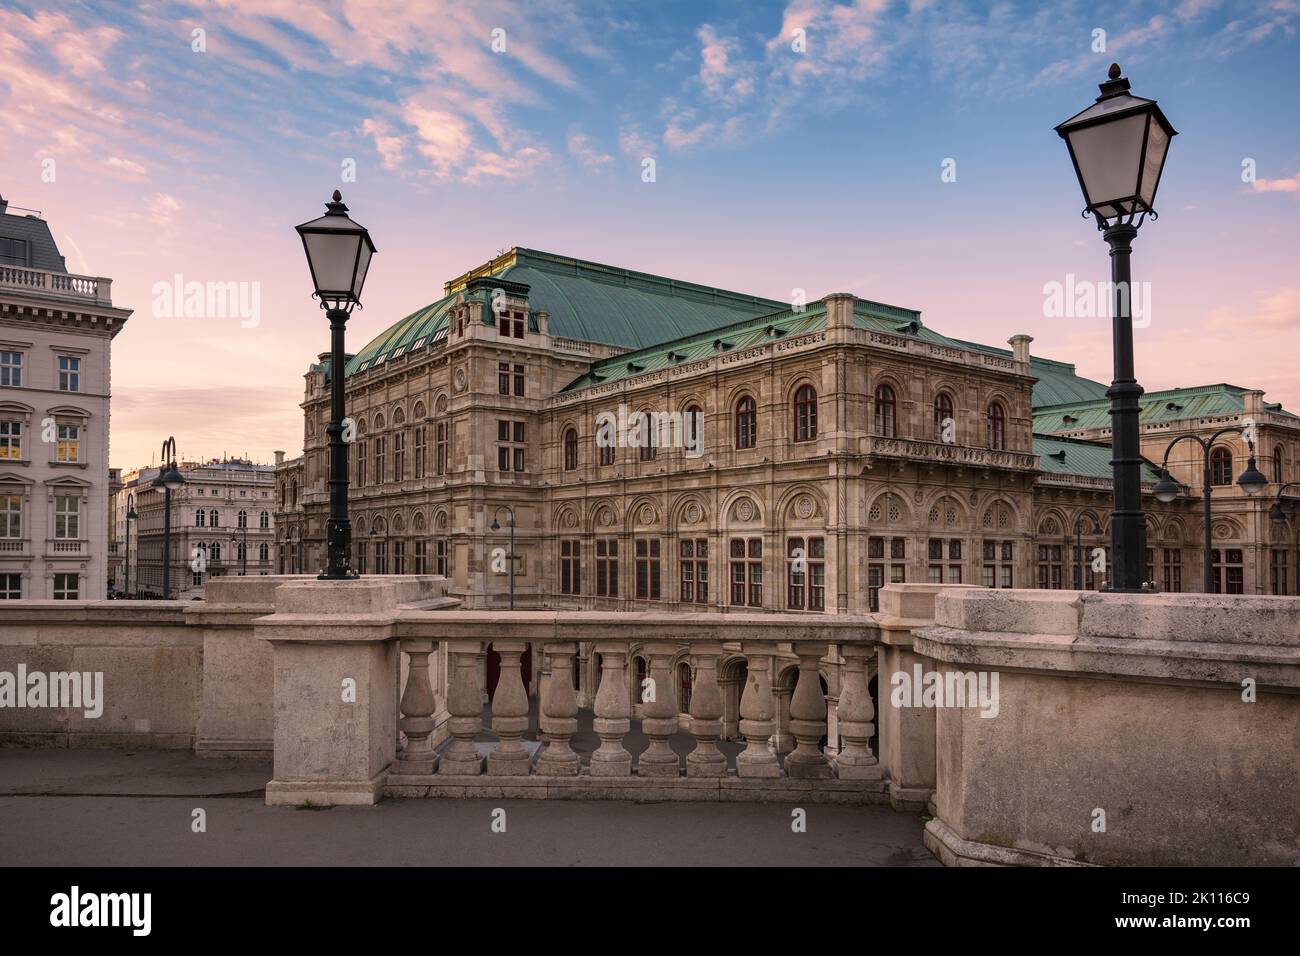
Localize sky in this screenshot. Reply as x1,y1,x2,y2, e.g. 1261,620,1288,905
0,0,1296,470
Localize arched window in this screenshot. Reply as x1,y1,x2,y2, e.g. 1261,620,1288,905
793,384,817,442
259,543,269,562
987,402,1006,450
1210,446,1233,485
1274,446,1284,482
563,428,578,471
874,384,896,437
209,508,220,527
676,661,693,713
290,481,298,506
934,393,954,441
735,395,757,449
210,541,221,562
195,509,205,527
237,509,247,529
259,511,269,529
685,404,703,455
637,410,657,461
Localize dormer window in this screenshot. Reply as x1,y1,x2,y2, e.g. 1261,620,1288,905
498,309,526,339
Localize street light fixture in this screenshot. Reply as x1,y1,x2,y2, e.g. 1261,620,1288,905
125,493,137,599
490,505,516,610
1056,63,1177,593
1153,428,1264,593
152,436,184,599
296,189,376,581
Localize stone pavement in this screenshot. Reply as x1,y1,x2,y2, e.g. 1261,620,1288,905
0,748,938,867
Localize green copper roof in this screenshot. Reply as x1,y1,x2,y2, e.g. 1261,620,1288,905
1033,384,1296,434
343,248,790,376
948,338,1109,407
1033,434,1163,482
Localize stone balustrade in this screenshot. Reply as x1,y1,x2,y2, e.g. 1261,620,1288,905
0,264,113,305
380,610,884,803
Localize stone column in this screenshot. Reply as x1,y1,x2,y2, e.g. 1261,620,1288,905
786,642,832,778
736,644,781,778
772,684,795,754
637,642,680,777
487,640,531,775
590,642,632,776
834,643,882,780
393,639,437,775
257,579,403,806
536,641,580,776
686,642,726,777
440,640,485,775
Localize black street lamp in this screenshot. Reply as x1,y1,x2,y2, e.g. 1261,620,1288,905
152,437,185,599
296,190,376,581
1152,429,1267,593
125,493,137,599
1073,517,1104,590
490,505,516,610
1056,63,1177,592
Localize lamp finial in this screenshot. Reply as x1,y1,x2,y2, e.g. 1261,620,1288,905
1108,62,1121,80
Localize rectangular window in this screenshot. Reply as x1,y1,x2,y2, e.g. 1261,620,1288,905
58,355,81,392
635,538,661,600
680,538,709,604
374,539,388,575
56,423,80,463
392,430,405,480
392,539,406,575
981,540,1014,588
435,423,448,476
786,536,825,611
496,419,526,473
1270,549,1289,596
498,362,510,395
513,364,525,397
0,351,22,387
53,573,78,600
0,237,28,266
1162,548,1181,594
356,439,367,486
1211,549,1245,594
596,538,619,597
1037,544,1063,590
729,537,763,607
54,494,79,539
560,538,581,595
0,420,20,459
414,540,427,575
928,538,963,584
435,539,449,577
867,536,906,611
0,573,20,599
414,426,426,478
373,436,386,484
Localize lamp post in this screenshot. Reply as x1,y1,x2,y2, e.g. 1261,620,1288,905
1152,429,1267,593
491,505,516,610
125,493,137,599
1056,63,1177,592
1268,482,1300,595
231,525,247,575
1073,517,1104,590
296,190,376,581
152,437,185,599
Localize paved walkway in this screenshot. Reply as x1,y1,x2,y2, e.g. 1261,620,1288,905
0,748,938,867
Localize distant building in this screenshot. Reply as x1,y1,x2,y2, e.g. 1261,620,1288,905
0,193,131,600
122,457,276,598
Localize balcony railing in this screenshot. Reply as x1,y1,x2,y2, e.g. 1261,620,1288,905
0,264,113,306
387,611,883,799
861,435,1038,472
46,538,85,554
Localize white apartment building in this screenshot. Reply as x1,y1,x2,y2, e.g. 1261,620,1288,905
0,193,131,600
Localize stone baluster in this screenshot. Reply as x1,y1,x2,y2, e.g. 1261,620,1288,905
487,641,532,775
637,642,680,776
536,641,580,776
686,642,726,777
834,643,881,779
393,639,437,775
785,642,832,778
736,644,781,777
440,641,484,775
590,642,632,776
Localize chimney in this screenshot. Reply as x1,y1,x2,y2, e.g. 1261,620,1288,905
1008,333,1033,365
534,309,549,336
824,293,856,330
274,450,286,466
0,195,7,215
1243,389,1264,417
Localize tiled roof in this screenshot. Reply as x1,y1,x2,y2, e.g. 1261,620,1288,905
1033,433,1164,482
0,203,67,272
948,338,1109,407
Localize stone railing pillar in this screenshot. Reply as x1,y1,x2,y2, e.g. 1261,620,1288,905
487,640,531,775
686,642,726,777
637,642,680,777
536,641,579,776
393,639,437,775
786,642,832,778
440,641,485,775
834,643,881,780
591,642,632,776
736,644,781,778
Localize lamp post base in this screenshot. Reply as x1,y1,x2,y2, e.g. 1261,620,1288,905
318,571,360,581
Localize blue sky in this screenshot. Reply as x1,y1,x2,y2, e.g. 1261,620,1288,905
0,0,1296,466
